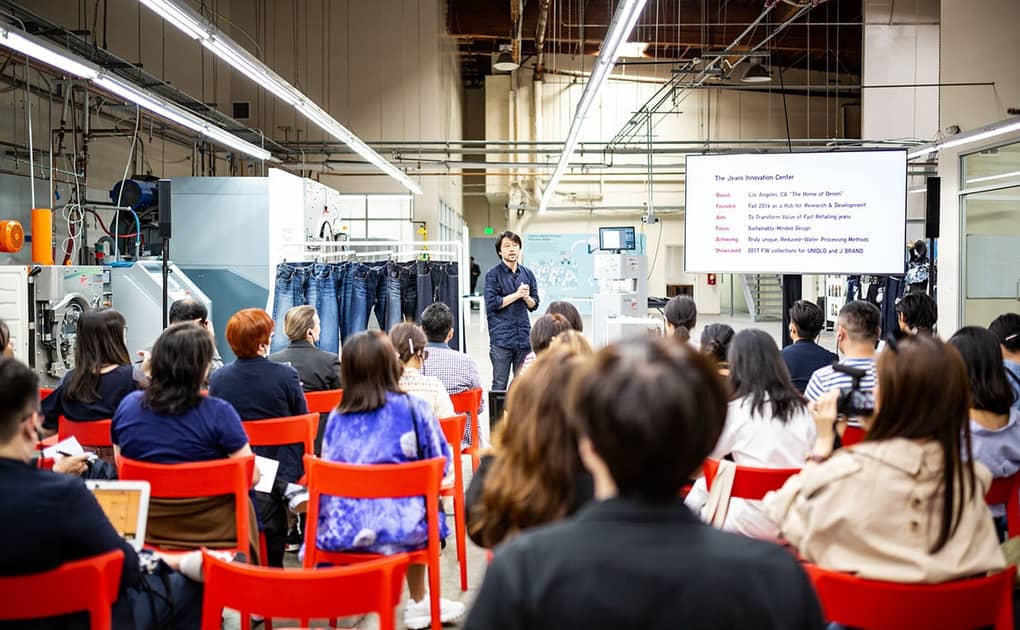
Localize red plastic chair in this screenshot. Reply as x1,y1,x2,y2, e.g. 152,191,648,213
450,388,483,471
986,471,1020,539
58,416,113,448
842,424,866,447
303,455,445,630
117,455,256,561
702,458,800,501
304,389,343,414
200,549,409,630
39,387,55,401
243,413,318,483
804,563,1016,630
439,414,468,591
0,549,123,629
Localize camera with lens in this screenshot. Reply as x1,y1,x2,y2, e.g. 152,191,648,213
832,363,875,417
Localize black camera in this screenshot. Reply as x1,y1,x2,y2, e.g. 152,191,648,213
832,363,875,417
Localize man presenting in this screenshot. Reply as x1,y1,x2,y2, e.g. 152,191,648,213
484,231,539,390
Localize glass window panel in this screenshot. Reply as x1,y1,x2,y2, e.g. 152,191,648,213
962,141,1020,190
367,221,403,241
367,196,411,219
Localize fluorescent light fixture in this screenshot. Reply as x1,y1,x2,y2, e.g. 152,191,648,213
966,169,1020,185
137,0,423,194
539,0,647,213
607,41,648,58
0,26,98,79
908,118,1020,159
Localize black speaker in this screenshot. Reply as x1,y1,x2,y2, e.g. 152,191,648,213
157,179,172,238
925,177,940,239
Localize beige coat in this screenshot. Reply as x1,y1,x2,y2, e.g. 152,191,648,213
763,437,1006,583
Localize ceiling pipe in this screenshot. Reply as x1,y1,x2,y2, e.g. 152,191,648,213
533,0,551,81
510,0,523,67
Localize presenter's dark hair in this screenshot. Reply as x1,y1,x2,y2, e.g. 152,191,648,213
494,231,522,254
896,293,938,333
421,302,454,342
568,336,728,500
168,298,208,324
789,300,825,340
546,301,583,332
838,300,880,343
989,313,1020,354
664,295,698,342
0,358,38,442
728,329,806,424
338,331,403,414
144,323,213,415
948,326,1015,414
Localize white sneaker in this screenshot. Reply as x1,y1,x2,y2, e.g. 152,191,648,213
404,595,465,629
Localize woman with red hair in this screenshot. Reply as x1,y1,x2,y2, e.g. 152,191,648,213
210,308,308,567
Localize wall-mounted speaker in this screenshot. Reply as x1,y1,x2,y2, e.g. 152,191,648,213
925,176,940,239
158,179,172,238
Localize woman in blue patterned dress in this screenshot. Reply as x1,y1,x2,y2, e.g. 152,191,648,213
316,330,463,629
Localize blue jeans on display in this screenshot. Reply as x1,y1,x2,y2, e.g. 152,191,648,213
383,262,405,331
340,263,380,343
397,262,418,322
490,345,530,391
366,261,390,331
306,263,343,354
270,263,312,353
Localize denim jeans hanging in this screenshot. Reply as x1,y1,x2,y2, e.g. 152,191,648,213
270,262,313,353
306,262,344,354
340,263,381,343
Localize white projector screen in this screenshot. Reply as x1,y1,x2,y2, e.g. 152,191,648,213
684,150,907,274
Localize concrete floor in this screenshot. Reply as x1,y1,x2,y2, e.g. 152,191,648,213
271,308,833,628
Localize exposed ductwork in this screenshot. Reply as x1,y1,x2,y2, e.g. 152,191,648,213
533,0,551,81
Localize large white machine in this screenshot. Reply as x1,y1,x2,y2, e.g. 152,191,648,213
592,253,651,347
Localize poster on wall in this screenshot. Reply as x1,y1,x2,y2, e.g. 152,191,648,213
524,232,646,315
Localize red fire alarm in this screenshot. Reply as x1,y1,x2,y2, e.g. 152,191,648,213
706,273,717,285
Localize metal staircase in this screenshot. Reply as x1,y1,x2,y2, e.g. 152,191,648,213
741,274,784,321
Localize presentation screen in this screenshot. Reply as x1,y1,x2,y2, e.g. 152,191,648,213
599,226,637,251
684,150,907,274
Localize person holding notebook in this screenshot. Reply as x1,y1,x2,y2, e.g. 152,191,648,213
0,357,202,629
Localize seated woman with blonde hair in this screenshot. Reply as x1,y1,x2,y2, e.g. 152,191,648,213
466,345,595,549
764,334,1005,582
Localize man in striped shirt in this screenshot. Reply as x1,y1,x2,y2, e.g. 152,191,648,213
420,302,484,444
805,300,880,402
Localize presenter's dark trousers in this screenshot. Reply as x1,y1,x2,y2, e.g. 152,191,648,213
490,345,529,391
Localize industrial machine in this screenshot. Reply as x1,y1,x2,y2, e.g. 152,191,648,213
592,252,650,347
109,260,212,359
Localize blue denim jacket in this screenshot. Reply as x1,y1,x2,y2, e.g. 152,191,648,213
484,262,539,349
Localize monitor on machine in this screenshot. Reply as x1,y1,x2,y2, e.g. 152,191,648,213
599,226,637,252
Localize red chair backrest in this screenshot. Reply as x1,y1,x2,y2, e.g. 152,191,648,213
986,471,1020,539
39,387,55,401
200,549,409,630
0,549,123,629
304,389,343,414
438,415,466,487
702,458,800,500
58,416,113,448
302,455,444,568
243,413,318,456
449,388,481,437
842,424,866,447
117,455,254,555
804,563,1016,630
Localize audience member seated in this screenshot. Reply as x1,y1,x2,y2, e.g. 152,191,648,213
466,346,595,549
0,358,202,629
699,323,734,375
989,313,1020,411
268,305,341,392
419,302,482,443
465,337,823,630
804,300,879,401
548,329,593,356
949,326,1020,529
112,323,260,558
390,322,455,420
138,298,223,380
40,309,143,438
518,313,571,373
781,299,838,393
316,331,462,629
765,334,1006,582
685,329,815,540
896,292,938,336
0,318,13,357
663,295,698,344
210,308,308,567
545,300,583,332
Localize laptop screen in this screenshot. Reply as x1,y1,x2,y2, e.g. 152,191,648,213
86,480,150,550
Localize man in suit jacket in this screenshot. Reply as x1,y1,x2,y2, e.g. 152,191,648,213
268,305,341,392
465,337,824,630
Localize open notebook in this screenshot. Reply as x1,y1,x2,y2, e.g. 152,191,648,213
85,480,151,551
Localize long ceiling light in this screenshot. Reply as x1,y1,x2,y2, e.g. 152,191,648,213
137,0,423,195
0,24,270,160
538,0,647,212
908,118,1020,160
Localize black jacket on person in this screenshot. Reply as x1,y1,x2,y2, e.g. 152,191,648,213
269,340,341,392
464,497,824,630
781,339,838,394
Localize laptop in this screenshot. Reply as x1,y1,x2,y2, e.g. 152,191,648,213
85,480,151,551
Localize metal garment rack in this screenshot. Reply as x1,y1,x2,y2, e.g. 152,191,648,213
273,239,468,346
